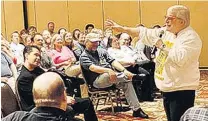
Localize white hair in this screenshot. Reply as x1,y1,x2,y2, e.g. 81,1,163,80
168,5,190,27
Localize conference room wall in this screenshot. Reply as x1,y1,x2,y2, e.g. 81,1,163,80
67,1,103,32
1,1,24,40
1,1,208,66
103,1,139,34
26,1,69,33
178,1,208,67
1,1,6,37
140,1,178,27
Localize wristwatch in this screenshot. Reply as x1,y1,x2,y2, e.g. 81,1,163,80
160,44,166,50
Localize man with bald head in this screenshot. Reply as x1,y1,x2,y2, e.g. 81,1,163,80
33,72,67,111
2,72,81,121
105,5,202,121
16,45,98,121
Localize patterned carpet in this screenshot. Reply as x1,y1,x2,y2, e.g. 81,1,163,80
78,70,208,121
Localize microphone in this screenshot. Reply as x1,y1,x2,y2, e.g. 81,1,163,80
151,30,164,56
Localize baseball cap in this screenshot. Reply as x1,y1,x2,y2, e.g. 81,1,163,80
85,33,102,42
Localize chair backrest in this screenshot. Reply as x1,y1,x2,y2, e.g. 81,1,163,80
80,65,98,92
80,65,89,85
15,79,24,111
1,81,21,117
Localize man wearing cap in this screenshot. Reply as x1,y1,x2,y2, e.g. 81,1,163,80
80,32,149,118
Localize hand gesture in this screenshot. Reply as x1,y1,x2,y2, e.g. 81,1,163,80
107,69,117,83
65,59,72,66
124,69,134,80
105,19,123,32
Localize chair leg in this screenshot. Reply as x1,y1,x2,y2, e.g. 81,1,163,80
104,97,107,106
108,92,115,115
117,89,123,108
95,98,100,110
114,90,119,107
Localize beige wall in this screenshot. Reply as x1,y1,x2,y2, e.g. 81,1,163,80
103,1,139,35
140,1,178,27
27,1,69,33
178,1,208,67
1,1,6,37
1,1,24,41
68,1,103,32
1,1,208,66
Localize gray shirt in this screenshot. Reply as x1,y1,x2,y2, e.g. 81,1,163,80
1,52,13,77
80,48,115,85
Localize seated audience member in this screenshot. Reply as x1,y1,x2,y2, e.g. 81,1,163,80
42,30,52,50
100,28,113,49
72,28,81,43
48,21,55,36
73,32,86,59
180,107,208,121
107,36,155,101
85,23,94,34
116,33,133,49
1,51,17,93
58,27,67,38
63,32,74,50
16,45,98,121
17,45,45,111
63,32,78,60
135,39,154,61
27,26,37,38
32,33,44,48
24,35,33,46
10,31,25,69
1,36,16,64
50,34,81,77
2,72,83,121
32,33,54,70
80,32,149,118
19,29,28,45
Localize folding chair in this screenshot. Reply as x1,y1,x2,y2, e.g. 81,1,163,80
1,81,21,117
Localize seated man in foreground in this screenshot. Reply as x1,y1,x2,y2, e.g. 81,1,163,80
16,45,98,121
2,72,82,121
80,32,149,118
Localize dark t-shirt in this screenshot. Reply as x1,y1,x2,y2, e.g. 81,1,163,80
16,66,45,111
79,48,114,85
2,107,80,121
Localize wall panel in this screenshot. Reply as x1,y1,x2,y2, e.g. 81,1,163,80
34,1,68,33
103,1,139,29
179,1,208,66
2,1,24,41
140,1,177,28
68,1,103,32
1,1,6,38
27,1,36,27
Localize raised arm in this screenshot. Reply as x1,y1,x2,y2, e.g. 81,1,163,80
105,19,139,37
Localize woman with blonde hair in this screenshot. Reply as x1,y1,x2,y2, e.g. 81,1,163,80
50,34,81,77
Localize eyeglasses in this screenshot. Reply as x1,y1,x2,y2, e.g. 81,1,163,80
164,15,182,21
164,15,177,20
